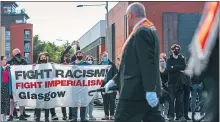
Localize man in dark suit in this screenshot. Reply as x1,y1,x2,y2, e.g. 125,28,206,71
104,2,164,122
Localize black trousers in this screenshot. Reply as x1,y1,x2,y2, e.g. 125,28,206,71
101,92,116,116
115,99,165,122
61,107,72,117
50,108,56,116
13,108,26,116
168,84,184,118
35,109,49,119
183,85,190,118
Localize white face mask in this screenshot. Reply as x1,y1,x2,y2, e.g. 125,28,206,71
88,61,93,64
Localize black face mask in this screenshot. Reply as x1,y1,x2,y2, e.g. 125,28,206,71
65,59,71,63
14,53,22,62
174,50,179,55
76,56,83,60
39,60,47,64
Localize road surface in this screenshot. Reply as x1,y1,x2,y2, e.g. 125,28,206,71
10,106,194,122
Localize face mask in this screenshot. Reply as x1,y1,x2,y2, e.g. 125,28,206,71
76,56,83,60
103,56,108,62
160,62,166,68
40,60,47,64
87,61,93,64
173,50,179,55
65,59,71,63
14,53,22,62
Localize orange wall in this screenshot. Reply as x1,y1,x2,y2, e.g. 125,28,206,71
10,24,33,63
107,2,205,63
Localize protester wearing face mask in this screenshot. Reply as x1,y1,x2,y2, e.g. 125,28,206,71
1,56,12,122
99,51,118,120
158,58,170,120
7,48,30,121
60,41,80,120
35,53,51,122
84,55,96,120
71,50,90,122
166,44,186,121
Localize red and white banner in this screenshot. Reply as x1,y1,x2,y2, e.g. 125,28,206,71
10,63,111,109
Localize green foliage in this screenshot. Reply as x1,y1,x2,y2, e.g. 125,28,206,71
33,35,75,63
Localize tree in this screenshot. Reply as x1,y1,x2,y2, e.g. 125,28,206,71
33,35,75,63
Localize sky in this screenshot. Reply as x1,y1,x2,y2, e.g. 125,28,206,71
17,2,118,45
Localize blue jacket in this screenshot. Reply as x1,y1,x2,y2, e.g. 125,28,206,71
99,59,118,87
1,66,12,95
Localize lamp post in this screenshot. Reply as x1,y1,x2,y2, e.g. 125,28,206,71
76,2,112,60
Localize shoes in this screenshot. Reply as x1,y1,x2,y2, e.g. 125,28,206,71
89,115,96,120
7,115,13,121
164,115,169,120
101,115,109,120
185,116,191,120
168,117,174,121
19,115,27,120
51,115,59,120
62,116,67,120
24,113,31,118
35,118,40,122
45,117,49,122
110,116,115,120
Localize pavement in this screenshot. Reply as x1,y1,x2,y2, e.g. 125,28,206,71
9,106,194,122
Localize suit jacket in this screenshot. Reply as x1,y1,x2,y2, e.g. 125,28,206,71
113,24,161,100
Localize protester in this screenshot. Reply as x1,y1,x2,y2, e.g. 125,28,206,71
43,52,59,121
116,57,120,69
59,41,79,120
159,58,169,120
71,50,90,122
191,75,203,113
99,51,118,120
1,56,12,122
85,55,96,120
34,53,51,122
166,44,186,121
7,48,30,120
70,41,81,63
183,72,191,120
104,2,164,122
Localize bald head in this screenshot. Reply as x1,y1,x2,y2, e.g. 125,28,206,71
126,2,146,18
12,48,21,56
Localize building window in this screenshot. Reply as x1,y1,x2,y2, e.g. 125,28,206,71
24,53,30,63
5,51,10,60
24,30,31,40
24,42,30,52
5,31,10,52
16,20,23,23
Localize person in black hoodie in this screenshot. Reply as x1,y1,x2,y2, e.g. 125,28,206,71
99,51,118,120
7,48,30,121
60,41,80,120
166,44,186,121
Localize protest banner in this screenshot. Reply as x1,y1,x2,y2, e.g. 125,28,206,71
10,63,111,109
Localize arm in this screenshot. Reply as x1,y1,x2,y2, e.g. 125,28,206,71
111,63,118,77
166,58,184,72
175,57,186,70
135,28,157,92
8,68,12,95
76,45,80,51
60,46,72,63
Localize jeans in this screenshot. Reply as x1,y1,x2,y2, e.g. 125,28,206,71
159,101,169,115
61,107,72,118
72,107,86,120
191,84,203,111
183,85,190,117
86,98,94,118
50,108,56,117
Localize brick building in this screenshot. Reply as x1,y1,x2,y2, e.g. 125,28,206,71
1,1,33,63
107,2,205,64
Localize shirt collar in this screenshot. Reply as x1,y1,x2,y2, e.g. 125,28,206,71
133,18,147,31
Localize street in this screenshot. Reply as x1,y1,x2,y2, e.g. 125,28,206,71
10,106,194,122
